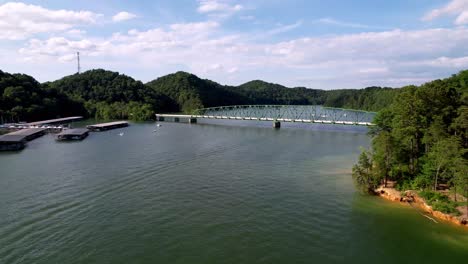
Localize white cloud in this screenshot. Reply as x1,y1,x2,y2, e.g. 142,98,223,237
265,21,303,36
314,18,372,29
455,10,468,24
12,20,468,88
197,0,243,19
228,67,238,74
197,0,242,13
358,67,389,74
66,29,87,38
0,2,101,40
422,0,468,25
112,11,137,22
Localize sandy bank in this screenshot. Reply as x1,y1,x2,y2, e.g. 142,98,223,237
375,186,468,227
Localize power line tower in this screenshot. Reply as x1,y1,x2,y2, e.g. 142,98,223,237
77,51,81,74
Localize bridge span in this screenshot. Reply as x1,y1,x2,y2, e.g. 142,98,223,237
156,105,375,128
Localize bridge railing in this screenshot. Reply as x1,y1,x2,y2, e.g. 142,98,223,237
191,105,376,125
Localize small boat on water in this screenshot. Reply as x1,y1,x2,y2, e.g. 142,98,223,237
156,124,161,127
119,132,124,136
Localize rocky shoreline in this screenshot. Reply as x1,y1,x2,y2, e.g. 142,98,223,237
375,187,468,227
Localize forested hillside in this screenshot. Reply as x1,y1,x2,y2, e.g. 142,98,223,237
146,72,247,112
0,70,84,122
146,72,398,113
44,69,175,120
226,80,326,105
352,71,467,215
324,87,399,112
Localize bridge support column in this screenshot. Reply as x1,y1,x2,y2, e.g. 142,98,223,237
273,121,281,129
157,116,165,122
174,117,180,122
189,118,197,124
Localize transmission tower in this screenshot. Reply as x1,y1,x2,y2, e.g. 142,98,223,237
77,52,81,74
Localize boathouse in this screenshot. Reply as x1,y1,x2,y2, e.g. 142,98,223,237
0,128,46,151
56,128,89,141
86,121,129,131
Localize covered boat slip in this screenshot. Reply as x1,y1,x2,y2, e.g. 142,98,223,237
56,128,89,141
27,116,83,126
0,128,46,151
86,121,129,131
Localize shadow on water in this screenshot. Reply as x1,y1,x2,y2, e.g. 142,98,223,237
346,194,468,263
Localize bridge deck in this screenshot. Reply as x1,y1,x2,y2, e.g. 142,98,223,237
155,114,373,126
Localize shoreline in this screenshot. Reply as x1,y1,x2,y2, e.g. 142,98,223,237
375,187,468,228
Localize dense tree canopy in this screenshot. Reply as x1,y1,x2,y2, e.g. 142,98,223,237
353,70,468,215
44,69,174,121
0,70,84,123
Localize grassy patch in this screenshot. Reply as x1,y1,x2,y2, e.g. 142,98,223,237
419,191,461,216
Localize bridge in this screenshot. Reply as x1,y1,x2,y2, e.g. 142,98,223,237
156,105,375,128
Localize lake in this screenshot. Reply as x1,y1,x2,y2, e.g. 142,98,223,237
0,120,467,264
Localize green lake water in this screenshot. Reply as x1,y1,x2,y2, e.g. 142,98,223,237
0,121,467,263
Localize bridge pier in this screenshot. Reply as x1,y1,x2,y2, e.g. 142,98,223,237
189,118,197,124
174,117,180,122
157,116,165,122
273,120,281,129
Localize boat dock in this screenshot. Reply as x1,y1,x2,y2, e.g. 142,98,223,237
87,121,129,131
27,116,83,126
0,128,47,151
56,128,89,141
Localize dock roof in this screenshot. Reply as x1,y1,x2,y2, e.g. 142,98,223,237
27,116,83,126
57,128,89,136
87,121,128,128
0,128,46,142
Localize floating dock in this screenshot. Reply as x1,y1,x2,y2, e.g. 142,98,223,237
86,121,129,131
27,116,83,126
0,128,46,151
56,128,89,141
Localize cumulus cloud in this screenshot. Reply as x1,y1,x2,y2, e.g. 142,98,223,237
112,11,137,22
422,0,468,25
16,21,468,87
198,0,242,13
0,2,101,40
197,0,243,19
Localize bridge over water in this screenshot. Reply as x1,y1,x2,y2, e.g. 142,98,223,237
156,105,376,128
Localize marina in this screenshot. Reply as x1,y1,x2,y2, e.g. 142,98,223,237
0,118,129,150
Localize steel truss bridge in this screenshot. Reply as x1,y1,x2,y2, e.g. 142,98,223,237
156,105,376,127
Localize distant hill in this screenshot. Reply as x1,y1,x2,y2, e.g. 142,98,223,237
229,80,326,105
0,70,84,122
146,71,247,112
44,69,175,120
146,73,398,112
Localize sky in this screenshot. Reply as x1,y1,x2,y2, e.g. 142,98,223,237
0,0,467,89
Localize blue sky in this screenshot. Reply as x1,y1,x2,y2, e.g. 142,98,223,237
0,0,467,89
